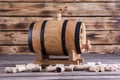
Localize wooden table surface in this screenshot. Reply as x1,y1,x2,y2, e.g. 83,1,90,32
0,53,120,80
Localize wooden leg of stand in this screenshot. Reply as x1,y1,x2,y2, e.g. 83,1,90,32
69,50,80,61
78,57,84,63
34,50,43,64
68,50,84,64
34,50,49,66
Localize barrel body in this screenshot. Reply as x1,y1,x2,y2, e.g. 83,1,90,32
28,20,86,55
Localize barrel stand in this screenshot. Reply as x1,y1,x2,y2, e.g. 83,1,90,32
34,50,83,65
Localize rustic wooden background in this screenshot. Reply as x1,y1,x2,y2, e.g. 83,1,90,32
0,0,120,54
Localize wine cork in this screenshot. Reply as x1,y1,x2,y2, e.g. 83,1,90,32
73,65,85,71
112,64,120,70
87,62,95,67
31,65,41,72
89,66,99,72
4,67,17,73
65,65,74,71
26,63,34,71
83,64,89,70
16,64,27,72
101,64,107,67
45,65,56,72
56,66,65,72
26,63,41,72
116,64,120,68
55,64,65,72
97,65,105,72
105,65,115,71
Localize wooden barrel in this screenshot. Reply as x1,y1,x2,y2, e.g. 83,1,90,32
28,19,86,55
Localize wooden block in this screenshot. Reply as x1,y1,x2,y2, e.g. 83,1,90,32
0,3,119,16
35,59,79,65
0,17,119,31
35,50,43,61
68,50,81,61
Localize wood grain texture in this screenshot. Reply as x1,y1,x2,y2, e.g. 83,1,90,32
0,46,30,54
44,20,64,55
0,3,119,16
0,31,119,45
87,31,120,45
31,20,86,55
0,17,120,30
0,0,119,2
0,0,119,55
0,31,28,44
0,45,119,54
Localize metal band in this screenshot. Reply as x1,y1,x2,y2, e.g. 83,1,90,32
61,20,68,56
28,22,35,53
40,20,47,55
75,22,82,54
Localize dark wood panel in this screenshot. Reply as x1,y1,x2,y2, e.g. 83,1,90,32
91,45,120,54
0,17,120,30
0,31,28,44
0,3,119,16
87,31,120,45
0,0,119,2
0,46,30,54
0,45,119,54
0,31,120,45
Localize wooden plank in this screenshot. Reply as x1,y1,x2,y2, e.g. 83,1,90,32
0,0,119,3
0,54,35,60
0,54,120,68
0,3,119,16
35,59,80,65
1,54,120,67
0,45,119,54
1,57,120,67
0,46,30,54
1,71,120,77
0,31,120,45
91,45,120,54
0,76,120,80
1,53,120,60
87,31,120,45
0,31,28,44
0,17,120,30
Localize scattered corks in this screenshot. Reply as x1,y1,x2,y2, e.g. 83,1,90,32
4,63,42,73
4,62,120,73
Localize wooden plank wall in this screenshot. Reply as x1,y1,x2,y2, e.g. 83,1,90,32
0,0,120,54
